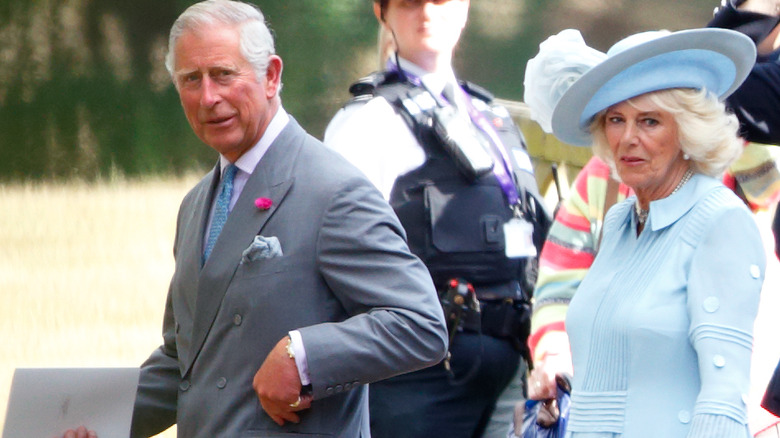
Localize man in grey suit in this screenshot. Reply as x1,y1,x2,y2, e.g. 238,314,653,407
126,1,448,436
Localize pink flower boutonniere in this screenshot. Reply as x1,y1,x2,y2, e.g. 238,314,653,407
254,197,273,210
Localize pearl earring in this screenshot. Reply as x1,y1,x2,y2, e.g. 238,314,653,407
683,153,690,160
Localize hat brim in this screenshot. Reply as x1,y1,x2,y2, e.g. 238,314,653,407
550,28,756,146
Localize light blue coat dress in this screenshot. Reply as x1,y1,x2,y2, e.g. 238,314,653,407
566,174,765,438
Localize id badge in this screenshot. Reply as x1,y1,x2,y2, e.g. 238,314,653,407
504,217,537,258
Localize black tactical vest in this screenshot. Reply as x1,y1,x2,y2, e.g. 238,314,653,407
349,71,551,298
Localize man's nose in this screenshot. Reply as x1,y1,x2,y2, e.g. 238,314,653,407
200,77,221,107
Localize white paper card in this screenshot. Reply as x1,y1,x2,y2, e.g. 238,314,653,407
504,217,537,258
2,367,139,438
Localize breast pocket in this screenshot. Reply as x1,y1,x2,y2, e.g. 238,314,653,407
234,254,290,279
425,182,510,253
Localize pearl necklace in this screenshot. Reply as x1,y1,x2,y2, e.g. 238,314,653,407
635,169,693,225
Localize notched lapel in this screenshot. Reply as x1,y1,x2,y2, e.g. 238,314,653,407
185,121,303,376
186,181,294,377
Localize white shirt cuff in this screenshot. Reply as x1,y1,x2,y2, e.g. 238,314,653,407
288,330,310,386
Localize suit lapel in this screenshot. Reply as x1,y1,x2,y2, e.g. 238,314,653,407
169,165,219,369
185,118,304,375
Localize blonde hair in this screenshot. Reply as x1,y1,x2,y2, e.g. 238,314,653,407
590,88,742,178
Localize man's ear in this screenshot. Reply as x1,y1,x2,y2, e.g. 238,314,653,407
264,55,283,98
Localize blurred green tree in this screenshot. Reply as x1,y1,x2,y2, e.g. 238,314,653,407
0,0,715,181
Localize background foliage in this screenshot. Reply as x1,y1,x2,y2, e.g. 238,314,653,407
0,0,716,182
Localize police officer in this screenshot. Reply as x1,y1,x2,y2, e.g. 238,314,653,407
324,1,550,437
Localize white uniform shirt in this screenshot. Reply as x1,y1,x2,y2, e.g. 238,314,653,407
324,58,458,201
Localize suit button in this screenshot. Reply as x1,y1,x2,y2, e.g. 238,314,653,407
703,297,719,313
344,383,352,391
335,385,343,393
713,355,726,368
233,314,242,326
678,410,691,424
217,377,227,389
179,380,190,391
326,387,334,395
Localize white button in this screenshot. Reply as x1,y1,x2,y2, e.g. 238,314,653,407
713,355,726,368
703,297,719,313
750,264,761,279
678,410,691,424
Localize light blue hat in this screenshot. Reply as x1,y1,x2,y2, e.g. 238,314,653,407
550,28,756,146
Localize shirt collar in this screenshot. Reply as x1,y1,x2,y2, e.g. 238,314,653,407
642,173,722,231
392,56,458,98
218,106,290,176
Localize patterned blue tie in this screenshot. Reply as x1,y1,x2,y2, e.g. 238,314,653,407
204,164,238,262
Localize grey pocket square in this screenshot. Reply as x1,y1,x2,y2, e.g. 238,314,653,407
241,235,283,264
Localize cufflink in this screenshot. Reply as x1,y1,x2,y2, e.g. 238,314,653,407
286,336,295,359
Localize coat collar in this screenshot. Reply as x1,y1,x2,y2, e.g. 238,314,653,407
631,173,722,232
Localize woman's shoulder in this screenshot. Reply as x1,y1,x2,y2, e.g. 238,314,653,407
681,178,759,245
690,178,752,220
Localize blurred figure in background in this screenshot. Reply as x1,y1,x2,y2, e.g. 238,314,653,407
325,0,551,436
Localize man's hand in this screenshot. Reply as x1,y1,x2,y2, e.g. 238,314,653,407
253,336,312,426
62,426,97,438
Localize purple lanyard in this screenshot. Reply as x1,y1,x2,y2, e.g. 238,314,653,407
454,86,519,206
388,61,519,206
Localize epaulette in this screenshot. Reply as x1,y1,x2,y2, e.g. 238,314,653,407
459,80,495,103
348,70,405,98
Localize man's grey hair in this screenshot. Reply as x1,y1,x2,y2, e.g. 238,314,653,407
165,0,276,82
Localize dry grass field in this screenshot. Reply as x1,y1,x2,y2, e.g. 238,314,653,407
0,176,203,437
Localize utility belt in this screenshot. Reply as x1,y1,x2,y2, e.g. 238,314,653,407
439,278,532,364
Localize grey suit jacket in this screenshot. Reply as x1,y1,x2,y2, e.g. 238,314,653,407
131,118,448,437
